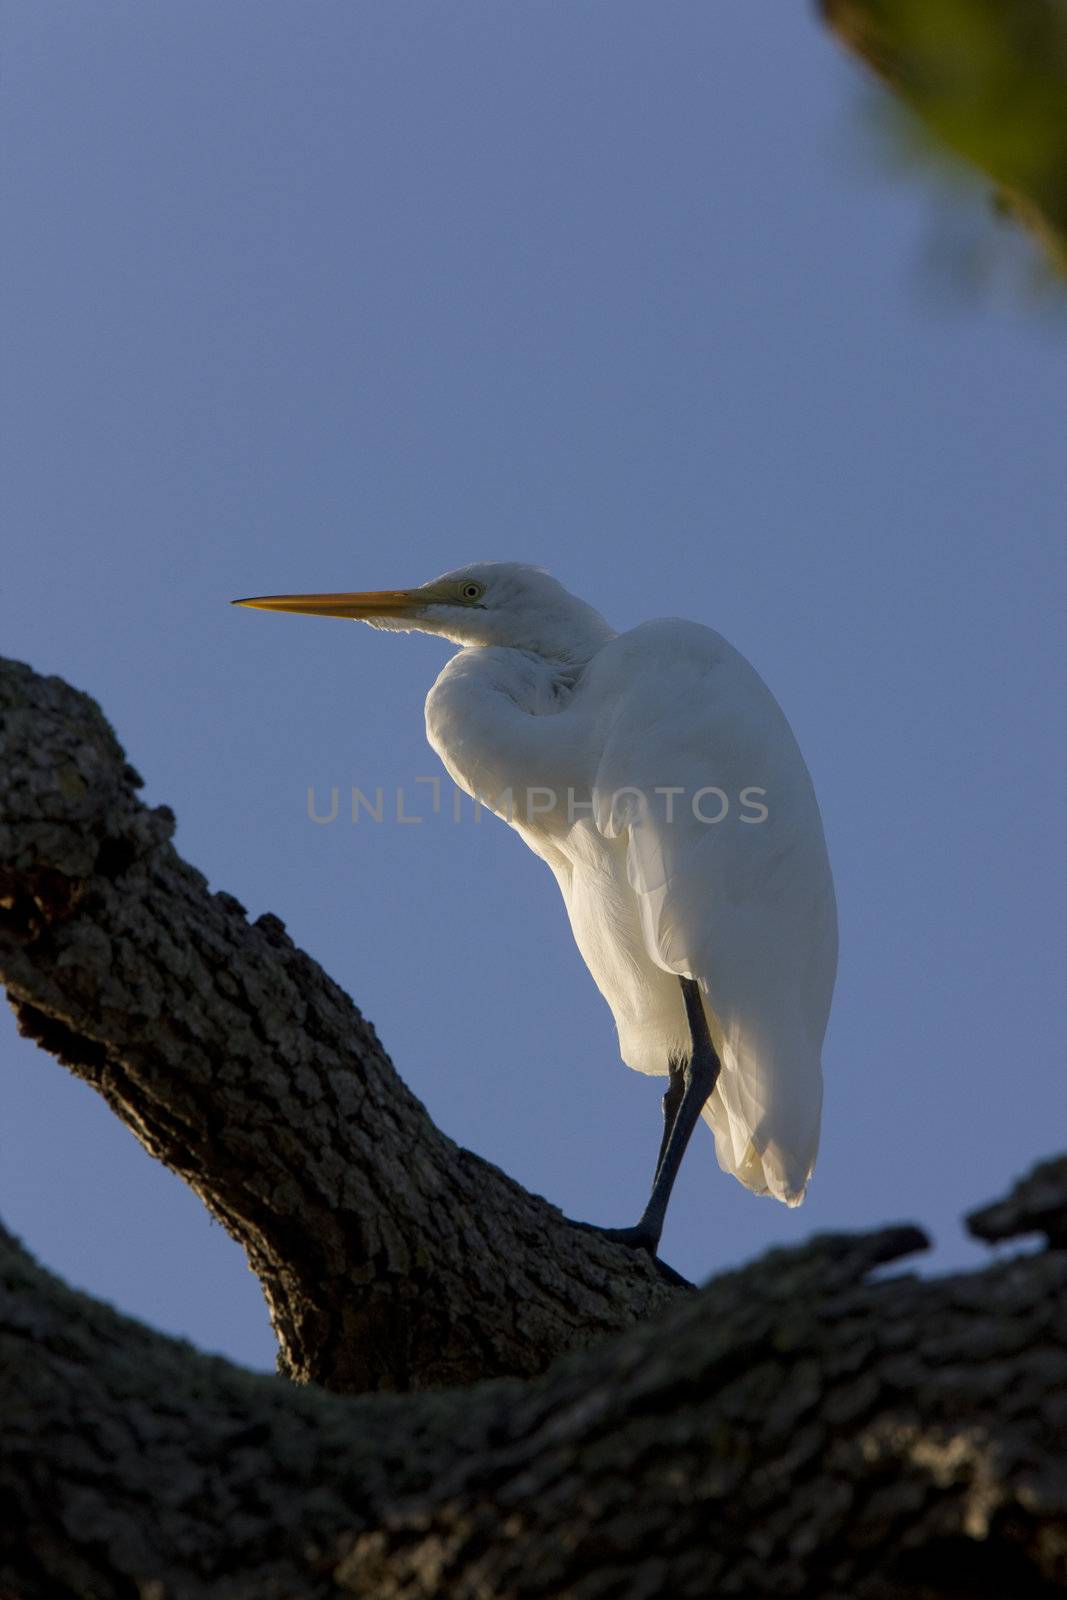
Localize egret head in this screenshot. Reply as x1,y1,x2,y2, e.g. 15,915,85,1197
234,562,614,664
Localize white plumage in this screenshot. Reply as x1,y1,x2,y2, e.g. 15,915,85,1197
236,562,837,1233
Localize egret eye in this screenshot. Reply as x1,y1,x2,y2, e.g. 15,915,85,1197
460,582,485,603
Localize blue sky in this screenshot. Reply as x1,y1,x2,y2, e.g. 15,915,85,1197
2,2,1065,1372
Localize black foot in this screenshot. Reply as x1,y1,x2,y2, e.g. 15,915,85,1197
566,1219,693,1288
595,1222,661,1254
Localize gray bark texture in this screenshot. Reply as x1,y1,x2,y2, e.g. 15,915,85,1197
0,658,679,1395
2,655,1067,1598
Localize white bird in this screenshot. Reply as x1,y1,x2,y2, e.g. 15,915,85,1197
235,564,837,1258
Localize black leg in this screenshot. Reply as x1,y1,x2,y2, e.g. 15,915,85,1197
628,977,721,1251
583,976,721,1260
653,1055,687,1187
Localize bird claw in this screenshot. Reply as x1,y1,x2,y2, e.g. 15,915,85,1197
566,1218,693,1287
595,1222,662,1254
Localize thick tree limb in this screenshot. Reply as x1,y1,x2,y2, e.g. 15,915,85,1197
3,1179,1067,1599
0,658,679,1393
5,658,1067,1593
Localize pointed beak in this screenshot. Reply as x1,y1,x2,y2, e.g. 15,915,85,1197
231,589,425,620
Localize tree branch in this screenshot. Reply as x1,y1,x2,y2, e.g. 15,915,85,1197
0,658,679,1393
6,658,1067,1593
3,1174,1067,1599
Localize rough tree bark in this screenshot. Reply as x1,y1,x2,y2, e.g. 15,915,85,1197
2,655,1066,1598
0,658,679,1395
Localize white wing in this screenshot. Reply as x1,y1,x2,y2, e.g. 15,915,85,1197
585,620,837,1205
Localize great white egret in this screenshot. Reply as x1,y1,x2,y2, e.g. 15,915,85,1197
235,564,837,1257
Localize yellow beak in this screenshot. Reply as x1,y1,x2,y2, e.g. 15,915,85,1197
231,589,424,620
